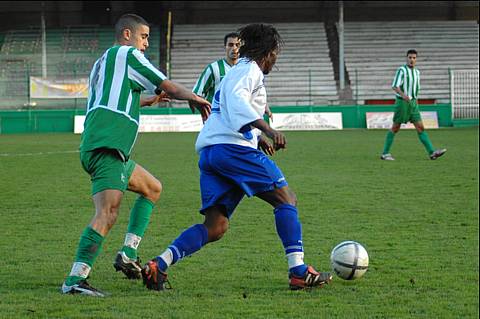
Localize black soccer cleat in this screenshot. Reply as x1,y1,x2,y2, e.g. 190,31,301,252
113,251,142,279
142,259,171,291
288,266,333,290
61,279,106,297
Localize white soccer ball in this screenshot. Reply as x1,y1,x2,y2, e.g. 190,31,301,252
330,241,369,280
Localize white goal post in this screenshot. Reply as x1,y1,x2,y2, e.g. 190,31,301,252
450,69,479,119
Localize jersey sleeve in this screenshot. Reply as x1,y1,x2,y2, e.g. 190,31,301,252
392,67,404,88
127,48,167,93
224,67,263,132
192,64,214,97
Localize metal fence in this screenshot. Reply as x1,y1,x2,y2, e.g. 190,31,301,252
450,69,479,119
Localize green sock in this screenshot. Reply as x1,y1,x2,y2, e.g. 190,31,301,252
66,226,104,285
121,196,155,259
418,131,435,154
382,130,396,154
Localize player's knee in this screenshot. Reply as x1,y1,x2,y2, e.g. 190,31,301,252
206,219,229,242
288,190,297,206
276,188,297,206
148,180,162,203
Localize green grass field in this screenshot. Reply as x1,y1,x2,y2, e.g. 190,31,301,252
0,128,478,318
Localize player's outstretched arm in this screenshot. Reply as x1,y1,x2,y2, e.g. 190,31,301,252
159,80,211,121
250,119,286,150
140,91,172,107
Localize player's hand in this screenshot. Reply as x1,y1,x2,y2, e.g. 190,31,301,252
189,96,211,123
258,136,275,156
141,92,171,106
265,127,286,150
158,91,172,102
403,95,411,102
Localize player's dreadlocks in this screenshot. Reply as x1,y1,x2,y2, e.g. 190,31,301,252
238,23,283,62
115,13,149,41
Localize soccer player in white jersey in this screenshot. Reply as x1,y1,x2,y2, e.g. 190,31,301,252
191,32,273,120
141,23,332,291
381,49,446,161
61,14,211,296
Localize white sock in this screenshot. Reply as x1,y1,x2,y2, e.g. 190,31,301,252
286,252,305,269
68,262,91,279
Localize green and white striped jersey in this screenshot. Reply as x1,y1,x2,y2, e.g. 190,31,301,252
80,45,166,157
192,59,233,103
392,64,420,99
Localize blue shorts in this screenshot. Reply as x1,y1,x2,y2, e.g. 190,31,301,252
198,144,288,218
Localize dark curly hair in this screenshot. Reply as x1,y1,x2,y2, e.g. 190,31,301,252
238,23,283,62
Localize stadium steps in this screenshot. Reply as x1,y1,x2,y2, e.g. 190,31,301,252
169,22,338,107
342,21,479,104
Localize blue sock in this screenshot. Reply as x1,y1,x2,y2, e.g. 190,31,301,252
274,204,308,277
156,224,208,271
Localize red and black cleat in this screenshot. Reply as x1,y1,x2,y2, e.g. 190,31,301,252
142,259,172,291
288,265,333,290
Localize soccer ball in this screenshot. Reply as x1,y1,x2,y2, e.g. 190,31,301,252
330,241,369,280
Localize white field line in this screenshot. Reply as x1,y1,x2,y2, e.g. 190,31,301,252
0,150,79,157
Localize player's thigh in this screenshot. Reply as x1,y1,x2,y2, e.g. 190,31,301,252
81,148,130,196
127,163,162,201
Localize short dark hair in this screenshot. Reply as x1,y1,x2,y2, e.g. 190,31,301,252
238,23,283,62
115,13,149,41
224,32,239,46
407,49,418,56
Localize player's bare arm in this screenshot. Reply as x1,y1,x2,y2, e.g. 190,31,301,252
393,87,410,102
265,104,273,121
140,91,172,107
159,80,212,121
250,119,286,150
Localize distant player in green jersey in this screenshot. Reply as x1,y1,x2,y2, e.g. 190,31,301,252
61,13,211,297
191,32,273,120
381,49,446,161
191,32,240,103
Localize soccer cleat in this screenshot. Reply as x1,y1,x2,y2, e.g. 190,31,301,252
61,279,105,297
380,153,395,161
142,259,171,291
113,251,142,279
430,148,447,160
289,265,333,290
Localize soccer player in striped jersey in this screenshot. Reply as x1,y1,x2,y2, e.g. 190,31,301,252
191,32,273,120
141,23,332,292
61,14,211,297
381,49,446,161
192,32,240,103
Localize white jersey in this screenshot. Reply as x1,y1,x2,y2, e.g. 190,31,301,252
195,58,266,153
